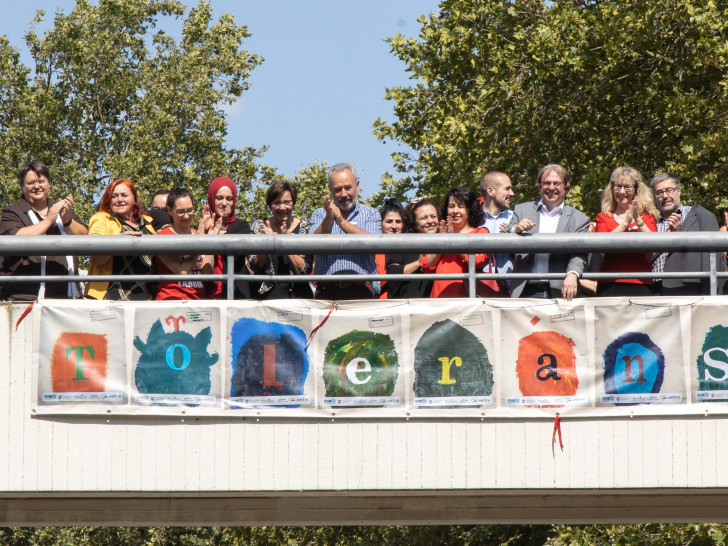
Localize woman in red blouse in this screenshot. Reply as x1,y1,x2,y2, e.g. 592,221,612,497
595,167,660,297
420,187,489,298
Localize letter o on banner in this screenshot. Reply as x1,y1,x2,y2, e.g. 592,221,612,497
165,344,191,371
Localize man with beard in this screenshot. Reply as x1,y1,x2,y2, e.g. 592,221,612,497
650,173,724,295
310,163,381,299
508,164,590,300
479,171,515,296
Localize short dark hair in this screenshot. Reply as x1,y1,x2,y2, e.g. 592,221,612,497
17,160,51,186
166,187,194,210
441,187,484,228
266,180,298,208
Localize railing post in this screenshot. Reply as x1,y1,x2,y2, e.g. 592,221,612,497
226,255,235,300
710,252,718,296
468,254,476,298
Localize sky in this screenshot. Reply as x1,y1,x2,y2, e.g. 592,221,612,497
0,1,441,198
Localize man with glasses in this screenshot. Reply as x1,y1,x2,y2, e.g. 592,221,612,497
508,164,590,300
650,173,724,295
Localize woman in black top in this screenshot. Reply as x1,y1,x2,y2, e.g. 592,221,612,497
199,176,251,299
248,180,313,299
385,198,441,299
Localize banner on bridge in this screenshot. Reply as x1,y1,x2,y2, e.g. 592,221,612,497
31,297,728,418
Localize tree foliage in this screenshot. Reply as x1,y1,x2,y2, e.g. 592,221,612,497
0,0,263,221
374,0,728,215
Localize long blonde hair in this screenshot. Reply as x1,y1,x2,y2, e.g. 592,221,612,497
600,166,659,219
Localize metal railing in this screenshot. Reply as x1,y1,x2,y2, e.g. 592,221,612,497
1,231,728,297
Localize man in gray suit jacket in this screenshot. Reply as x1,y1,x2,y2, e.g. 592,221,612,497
651,173,725,295
508,164,590,300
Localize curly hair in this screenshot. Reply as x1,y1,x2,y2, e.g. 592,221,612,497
441,187,484,228
402,198,440,233
601,166,659,219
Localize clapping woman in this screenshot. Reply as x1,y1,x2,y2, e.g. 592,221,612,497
385,198,440,299
419,187,489,298
0,160,87,300
595,166,659,297
85,179,156,300
199,177,251,299
248,180,313,299
155,188,214,300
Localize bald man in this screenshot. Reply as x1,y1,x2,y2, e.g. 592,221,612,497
479,171,515,295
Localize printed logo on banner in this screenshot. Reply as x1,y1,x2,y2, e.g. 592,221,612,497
230,318,309,406
515,331,579,402
413,319,493,398
322,330,399,397
603,332,664,400
51,332,109,393
133,316,218,399
696,324,728,401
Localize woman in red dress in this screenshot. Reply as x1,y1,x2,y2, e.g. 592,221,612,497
420,187,489,298
595,166,660,297
155,188,214,300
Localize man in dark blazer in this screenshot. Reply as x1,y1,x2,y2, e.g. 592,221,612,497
650,173,725,295
508,164,590,300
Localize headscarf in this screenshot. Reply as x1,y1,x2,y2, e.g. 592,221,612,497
207,176,237,227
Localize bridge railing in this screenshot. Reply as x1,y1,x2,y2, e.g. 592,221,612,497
1,231,727,297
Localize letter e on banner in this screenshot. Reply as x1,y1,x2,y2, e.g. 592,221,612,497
51,332,108,392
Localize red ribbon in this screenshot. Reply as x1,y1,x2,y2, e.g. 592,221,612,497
15,300,37,330
305,302,337,348
553,413,564,451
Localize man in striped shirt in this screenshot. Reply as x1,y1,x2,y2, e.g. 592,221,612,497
310,163,381,300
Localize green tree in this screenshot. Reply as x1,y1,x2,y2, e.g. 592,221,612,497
374,0,728,216
0,0,263,222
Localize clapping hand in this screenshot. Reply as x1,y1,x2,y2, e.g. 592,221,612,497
323,194,343,225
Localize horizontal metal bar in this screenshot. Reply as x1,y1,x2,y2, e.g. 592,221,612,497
1,232,728,256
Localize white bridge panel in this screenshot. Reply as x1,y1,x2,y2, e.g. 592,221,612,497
2,302,728,524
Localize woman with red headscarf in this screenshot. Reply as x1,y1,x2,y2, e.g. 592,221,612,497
199,176,251,298
85,179,156,300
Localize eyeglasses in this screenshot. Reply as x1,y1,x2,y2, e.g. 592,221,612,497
654,187,679,198
272,200,293,207
613,185,635,194
540,181,564,189
24,179,48,187
173,207,195,216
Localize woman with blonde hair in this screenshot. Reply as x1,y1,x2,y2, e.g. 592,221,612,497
594,166,659,296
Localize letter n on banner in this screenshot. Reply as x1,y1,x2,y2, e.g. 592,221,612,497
36,302,128,407
595,301,685,407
